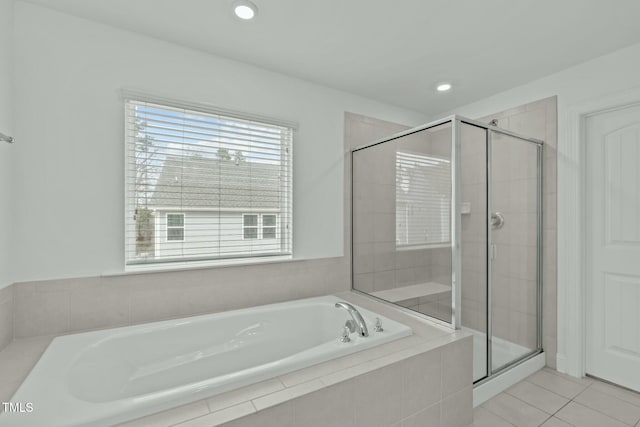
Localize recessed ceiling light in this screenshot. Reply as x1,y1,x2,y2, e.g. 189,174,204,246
233,0,258,20
436,83,452,92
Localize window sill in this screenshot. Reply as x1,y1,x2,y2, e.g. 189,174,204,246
103,255,294,277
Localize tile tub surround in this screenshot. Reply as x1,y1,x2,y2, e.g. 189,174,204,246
0,286,12,351
0,291,474,427
6,256,348,339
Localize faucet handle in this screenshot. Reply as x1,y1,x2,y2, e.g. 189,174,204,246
345,319,356,333
340,326,351,343
374,317,384,332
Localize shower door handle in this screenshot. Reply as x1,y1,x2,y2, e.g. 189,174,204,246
491,212,505,229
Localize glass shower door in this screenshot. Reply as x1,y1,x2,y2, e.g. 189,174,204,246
489,131,541,372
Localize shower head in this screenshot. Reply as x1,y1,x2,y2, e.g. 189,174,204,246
488,119,498,127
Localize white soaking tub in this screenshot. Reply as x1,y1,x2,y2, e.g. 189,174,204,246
1,295,412,427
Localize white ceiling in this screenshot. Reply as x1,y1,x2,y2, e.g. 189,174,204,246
23,0,640,115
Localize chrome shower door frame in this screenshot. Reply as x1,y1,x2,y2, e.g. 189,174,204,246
455,116,544,384
349,116,544,381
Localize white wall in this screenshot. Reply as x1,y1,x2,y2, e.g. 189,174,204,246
0,0,13,289
432,42,640,369
10,2,425,283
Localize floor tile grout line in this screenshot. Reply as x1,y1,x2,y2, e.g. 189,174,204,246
538,413,553,426
505,379,573,408
562,400,635,427
573,383,640,426
542,368,594,387
482,374,640,427
501,389,562,418
523,376,586,400
551,397,575,419
586,379,640,409
477,405,516,426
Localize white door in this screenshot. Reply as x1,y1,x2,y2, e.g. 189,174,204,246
586,103,640,392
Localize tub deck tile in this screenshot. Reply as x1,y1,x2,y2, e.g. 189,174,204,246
207,378,284,413
173,402,256,427
252,379,325,412
116,400,210,427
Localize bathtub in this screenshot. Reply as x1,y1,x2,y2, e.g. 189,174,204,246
2,295,412,427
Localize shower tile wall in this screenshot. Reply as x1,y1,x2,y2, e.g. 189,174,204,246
345,112,418,295
351,130,435,294
349,116,454,322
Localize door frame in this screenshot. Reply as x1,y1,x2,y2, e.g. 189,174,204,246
560,87,640,378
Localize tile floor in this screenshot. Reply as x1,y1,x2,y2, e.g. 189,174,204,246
474,368,640,427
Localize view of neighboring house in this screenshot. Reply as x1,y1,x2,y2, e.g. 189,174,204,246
135,154,287,262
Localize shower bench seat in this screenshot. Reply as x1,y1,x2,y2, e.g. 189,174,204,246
371,282,451,304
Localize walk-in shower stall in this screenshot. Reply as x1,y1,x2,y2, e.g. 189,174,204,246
351,116,543,384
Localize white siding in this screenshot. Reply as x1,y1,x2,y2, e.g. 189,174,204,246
155,211,282,260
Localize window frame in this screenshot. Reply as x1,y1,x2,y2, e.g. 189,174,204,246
166,213,185,242
242,214,259,241
123,91,295,270
262,214,278,240
241,213,279,240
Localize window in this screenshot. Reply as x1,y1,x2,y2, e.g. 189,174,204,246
242,214,277,240
262,214,277,239
166,213,185,241
396,151,450,247
243,214,258,240
125,94,293,266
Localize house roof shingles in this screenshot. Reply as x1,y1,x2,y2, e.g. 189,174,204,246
148,156,282,210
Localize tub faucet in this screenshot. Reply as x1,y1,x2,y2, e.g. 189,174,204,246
335,302,369,337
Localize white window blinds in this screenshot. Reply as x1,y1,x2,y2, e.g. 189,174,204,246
395,151,451,247
125,97,293,266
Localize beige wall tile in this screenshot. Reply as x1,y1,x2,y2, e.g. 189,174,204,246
11,256,349,338
402,403,440,427
293,381,355,427
402,349,442,417
441,386,473,427
13,285,69,338
354,363,402,427
442,336,473,397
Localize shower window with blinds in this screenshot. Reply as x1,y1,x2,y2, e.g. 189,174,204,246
124,95,293,266
395,151,451,248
